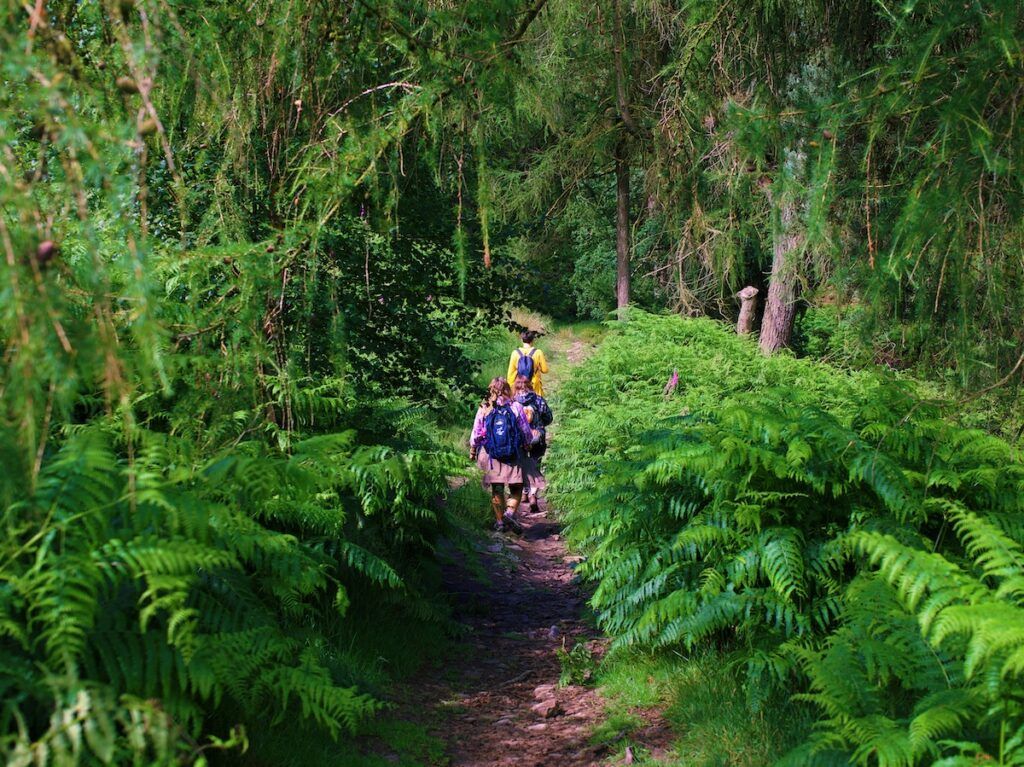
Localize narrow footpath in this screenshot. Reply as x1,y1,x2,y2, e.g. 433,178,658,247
398,329,671,767
424,502,611,766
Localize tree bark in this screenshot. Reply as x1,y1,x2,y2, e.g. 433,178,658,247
615,137,630,311
612,0,640,137
759,197,803,353
611,0,635,314
736,286,759,335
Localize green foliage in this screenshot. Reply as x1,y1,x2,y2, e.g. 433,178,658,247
0,1,505,762
550,311,1024,765
3,0,1021,761
590,649,812,766
499,187,668,321
0,406,461,761
458,0,1024,395
557,642,597,687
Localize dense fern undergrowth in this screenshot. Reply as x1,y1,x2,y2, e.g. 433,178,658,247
0,2,523,760
548,311,1024,767
0,218,491,762
1,396,472,764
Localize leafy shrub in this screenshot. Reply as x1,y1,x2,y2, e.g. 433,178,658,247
549,311,1024,765
0,11,483,758
557,642,597,687
791,304,870,366
0,396,461,762
320,223,514,405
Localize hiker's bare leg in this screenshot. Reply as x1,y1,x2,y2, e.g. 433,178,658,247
499,483,524,534
491,484,506,523
506,483,523,515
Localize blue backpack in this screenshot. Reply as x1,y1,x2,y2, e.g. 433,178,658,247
483,403,522,462
516,348,537,380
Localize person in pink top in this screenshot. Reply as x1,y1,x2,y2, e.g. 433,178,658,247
469,377,533,532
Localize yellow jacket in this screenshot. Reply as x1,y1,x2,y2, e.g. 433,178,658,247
507,345,549,396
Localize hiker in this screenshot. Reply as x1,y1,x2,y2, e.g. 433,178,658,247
513,375,552,514
507,330,549,397
469,377,534,533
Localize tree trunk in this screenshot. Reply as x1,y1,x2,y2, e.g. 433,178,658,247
611,0,634,314
615,138,630,311
759,198,803,354
736,286,759,335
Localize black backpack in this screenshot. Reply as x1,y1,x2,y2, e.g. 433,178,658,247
520,392,553,427
483,403,522,462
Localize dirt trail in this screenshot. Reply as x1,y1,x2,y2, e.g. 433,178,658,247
419,504,611,767
398,329,609,765
394,327,670,766
405,327,662,767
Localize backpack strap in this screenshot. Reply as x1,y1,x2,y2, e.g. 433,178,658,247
527,348,536,358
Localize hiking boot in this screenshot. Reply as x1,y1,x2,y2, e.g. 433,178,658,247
493,520,506,532
529,498,541,515
502,511,523,534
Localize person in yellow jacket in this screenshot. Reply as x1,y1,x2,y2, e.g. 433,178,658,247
507,330,549,396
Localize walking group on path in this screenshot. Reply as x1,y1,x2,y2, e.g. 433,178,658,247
469,330,552,533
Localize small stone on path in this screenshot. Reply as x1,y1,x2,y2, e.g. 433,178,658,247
531,698,563,718
533,683,557,700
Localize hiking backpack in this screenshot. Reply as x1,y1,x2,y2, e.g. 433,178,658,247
516,348,537,380
483,403,522,462
520,392,553,428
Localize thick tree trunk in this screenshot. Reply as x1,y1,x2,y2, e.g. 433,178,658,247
759,198,803,354
736,286,759,335
615,138,630,311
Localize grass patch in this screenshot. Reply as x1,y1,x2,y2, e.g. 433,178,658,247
593,649,813,767
663,653,812,767
590,710,645,749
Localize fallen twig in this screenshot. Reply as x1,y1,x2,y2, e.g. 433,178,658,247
495,669,540,690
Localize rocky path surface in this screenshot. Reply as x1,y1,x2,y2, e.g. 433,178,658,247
418,504,612,767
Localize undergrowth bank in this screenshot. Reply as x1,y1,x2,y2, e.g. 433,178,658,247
548,311,1024,766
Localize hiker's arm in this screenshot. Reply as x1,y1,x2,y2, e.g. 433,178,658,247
469,408,487,449
506,352,518,386
538,350,549,374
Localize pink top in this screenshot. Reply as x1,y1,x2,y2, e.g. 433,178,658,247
470,396,533,448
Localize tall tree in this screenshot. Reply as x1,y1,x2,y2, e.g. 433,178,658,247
759,162,806,353
611,0,641,310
